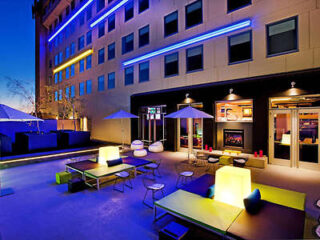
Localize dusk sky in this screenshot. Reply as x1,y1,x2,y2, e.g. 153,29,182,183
0,0,35,111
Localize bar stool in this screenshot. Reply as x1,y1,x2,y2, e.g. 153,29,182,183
113,171,133,193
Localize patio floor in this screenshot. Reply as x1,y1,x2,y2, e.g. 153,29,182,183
0,151,319,240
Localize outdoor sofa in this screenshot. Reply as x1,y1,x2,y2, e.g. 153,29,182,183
15,132,58,152
52,130,90,148
156,174,305,239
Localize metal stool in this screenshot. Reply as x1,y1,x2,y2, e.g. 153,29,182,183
113,171,133,193
142,175,165,208
144,159,162,179
175,163,194,188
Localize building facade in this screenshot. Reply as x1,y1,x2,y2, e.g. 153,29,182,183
33,0,320,170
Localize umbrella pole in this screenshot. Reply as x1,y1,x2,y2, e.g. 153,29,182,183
188,118,193,164
121,118,124,149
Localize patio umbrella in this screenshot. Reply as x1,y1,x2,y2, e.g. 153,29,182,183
104,110,138,148
0,104,43,122
166,106,213,163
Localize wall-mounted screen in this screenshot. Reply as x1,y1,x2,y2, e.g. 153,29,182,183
216,99,253,122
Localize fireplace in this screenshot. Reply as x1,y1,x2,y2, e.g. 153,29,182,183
224,129,244,148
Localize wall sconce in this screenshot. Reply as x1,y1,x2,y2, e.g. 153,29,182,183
184,93,193,104
229,88,234,94
291,81,296,88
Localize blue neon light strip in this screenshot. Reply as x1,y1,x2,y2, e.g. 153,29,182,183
48,0,94,42
123,19,251,66
90,0,129,28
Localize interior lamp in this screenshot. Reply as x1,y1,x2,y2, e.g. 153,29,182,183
214,166,251,208
98,146,120,165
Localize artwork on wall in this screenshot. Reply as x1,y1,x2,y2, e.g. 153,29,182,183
216,99,253,122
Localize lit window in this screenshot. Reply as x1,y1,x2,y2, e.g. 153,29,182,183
71,85,75,98
86,80,92,94
164,11,178,37
108,42,115,60
139,0,149,13
229,31,252,64
79,82,85,96
98,75,105,91
122,33,134,54
267,16,298,57
125,1,134,22
65,87,70,99
86,30,92,45
70,42,75,55
185,0,202,29
139,61,149,82
227,0,251,12
186,45,203,72
139,25,149,48
124,66,134,85
65,67,70,79
165,52,179,77
98,22,105,38
58,71,63,82
59,89,63,100
54,73,58,84
98,48,105,64
108,72,115,89
86,55,92,69
78,35,85,50
54,55,59,66
70,64,75,77
65,47,70,59
59,51,63,64
54,91,58,101
79,59,85,73
108,13,115,32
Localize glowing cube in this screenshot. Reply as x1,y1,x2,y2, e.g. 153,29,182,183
214,166,251,208
98,146,120,165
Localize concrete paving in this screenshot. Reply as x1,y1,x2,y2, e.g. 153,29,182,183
0,151,319,240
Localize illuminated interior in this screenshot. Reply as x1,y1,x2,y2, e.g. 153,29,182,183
98,146,120,165
214,166,251,208
216,99,253,122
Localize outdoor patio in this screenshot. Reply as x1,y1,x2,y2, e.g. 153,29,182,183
0,151,319,240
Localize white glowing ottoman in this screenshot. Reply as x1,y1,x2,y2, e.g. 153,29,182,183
131,140,144,150
134,149,147,157
148,141,164,153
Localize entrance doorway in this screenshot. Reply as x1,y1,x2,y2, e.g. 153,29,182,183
269,107,320,170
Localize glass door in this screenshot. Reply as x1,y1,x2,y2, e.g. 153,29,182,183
269,110,293,167
298,109,320,169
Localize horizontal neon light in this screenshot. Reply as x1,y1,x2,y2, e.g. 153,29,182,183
48,0,94,42
53,49,93,73
123,19,251,66
90,0,129,28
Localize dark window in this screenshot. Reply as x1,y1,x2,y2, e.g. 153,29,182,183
139,61,149,82
124,66,134,85
185,0,202,29
227,0,251,12
86,55,92,69
65,67,69,79
98,75,105,91
108,72,115,89
98,22,105,38
165,52,179,77
98,48,105,64
125,1,134,22
79,82,85,96
164,11,178,37
139,25,149,47
267,16,298,57
71,0,75,10
66,6,70,16
79,13,85,26
71,85,75,98
59,14,62,23
229,31,252,64
108,13,115,32
122,33,134,54
79,59,85,73
108,0,113,3
86,5,92,20
86,30,92,45
186,45,203,72
78,35,85,50
139,0,149,13
97,0,105,12
70,64,75,77
108,42,115,60
86,80,92,94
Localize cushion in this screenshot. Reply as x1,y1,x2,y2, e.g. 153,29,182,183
107,158,123,167
244,189,261,214
134,149,147,157
234,159,246,164
180,171,193,177
208,157,219,163
206,184,215,199
56,171,72,184
148,183,165,190
219,156,232,165
115,171,130,178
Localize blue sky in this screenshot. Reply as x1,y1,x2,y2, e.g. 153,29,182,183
0,0,35,110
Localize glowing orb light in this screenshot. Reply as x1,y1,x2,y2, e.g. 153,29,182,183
98,146,120,165
214,166,251,208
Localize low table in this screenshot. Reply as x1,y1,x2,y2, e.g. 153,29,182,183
84,164,135,190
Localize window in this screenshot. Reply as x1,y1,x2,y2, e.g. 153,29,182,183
54,55,59,66
186,45,203,72
79,59,85,73
98,75,105,91
98,48,105,64
125,1,134,22
86,5,92,20
86,80,92,94
65,87,70,99
229,31,252,64
71,0,75,10
49,60,52,68
86,30,92,45
185,0,202,29
97,0,105,12
165,52,179,77
98,22,105,38
70,64,75,77
79,13,85,26
139,0,149,13
54,91,58,101
164,11,178,37
267,16,298,57
108,0,113,3
227,0,251,12
78,35,85,50
59,14,62,23
79,82,85,96
86,55,92,69
108,72,115,89
59,89,63,101
71,42,75,55
59,51,63,64
108,13,115,32
108,42,115,60
122,33,134,54
54,73,58,84
124,66,134,85
66,6,70,16
139,61,149,82
58,71,63,82
65,67,70,79
71,85,75,98
139,25,149,47
65,47,70,59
